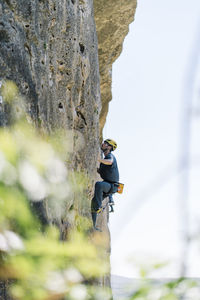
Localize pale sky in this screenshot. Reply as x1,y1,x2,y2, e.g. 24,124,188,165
104,0,200,278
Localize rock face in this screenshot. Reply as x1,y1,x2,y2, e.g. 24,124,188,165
0,0,137,294
94,0,137,136
0,0,101,181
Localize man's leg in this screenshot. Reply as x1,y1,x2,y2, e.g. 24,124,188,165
92,181,111,210
91,181,111,228
109,194,114,204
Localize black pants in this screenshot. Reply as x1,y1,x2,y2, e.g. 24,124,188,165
91,181,118,227
91,181,112,211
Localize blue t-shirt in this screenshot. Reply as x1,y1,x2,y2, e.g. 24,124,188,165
99,153,119,183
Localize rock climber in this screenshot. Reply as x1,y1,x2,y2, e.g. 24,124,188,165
91,139,119,228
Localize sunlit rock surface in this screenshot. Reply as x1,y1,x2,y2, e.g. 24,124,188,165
94,0,137,136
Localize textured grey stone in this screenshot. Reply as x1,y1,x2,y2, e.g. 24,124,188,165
0,0,137,293
0,0,101,179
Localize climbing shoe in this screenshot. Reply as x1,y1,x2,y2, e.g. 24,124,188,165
91,207,103,214
96,207,103,213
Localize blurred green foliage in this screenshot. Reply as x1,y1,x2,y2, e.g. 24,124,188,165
0,81,111,300
129,276,199,300
1,75,199,300
128,262,200,300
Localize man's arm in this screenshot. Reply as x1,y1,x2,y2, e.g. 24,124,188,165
98,157,113,165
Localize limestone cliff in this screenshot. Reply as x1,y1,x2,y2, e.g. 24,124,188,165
0,0,137,295
94,0,137,136
0,0,101,181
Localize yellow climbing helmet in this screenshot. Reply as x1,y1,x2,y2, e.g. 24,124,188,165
104,139,117,151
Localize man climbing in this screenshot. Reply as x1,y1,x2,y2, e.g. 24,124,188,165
91,139,119,229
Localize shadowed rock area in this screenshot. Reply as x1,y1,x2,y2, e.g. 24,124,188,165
0,0,101,180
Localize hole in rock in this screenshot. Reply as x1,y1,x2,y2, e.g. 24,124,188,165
79,43,85,53
58,102,63,110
